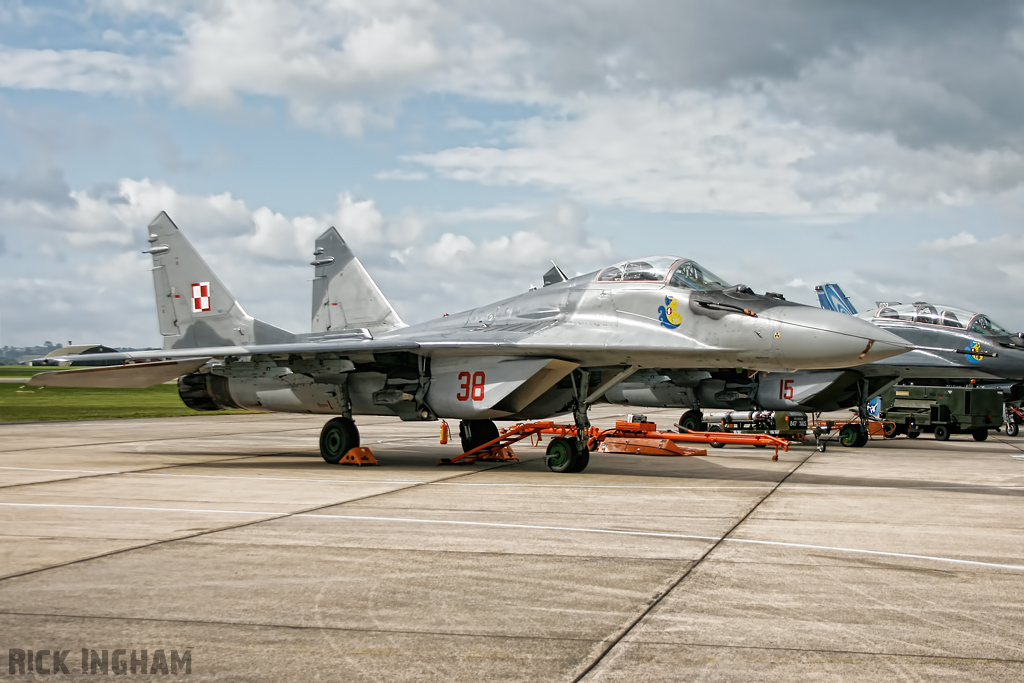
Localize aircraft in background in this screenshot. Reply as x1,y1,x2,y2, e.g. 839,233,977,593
30,213,911,471
604,283,1024,446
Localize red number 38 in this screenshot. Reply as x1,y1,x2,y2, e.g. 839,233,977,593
456,371,486,401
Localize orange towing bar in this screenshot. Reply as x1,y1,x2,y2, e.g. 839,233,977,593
592,421,790,461
439,419,790,465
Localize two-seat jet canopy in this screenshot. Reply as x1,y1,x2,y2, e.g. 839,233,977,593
874,302,1013,336
597,256,731,291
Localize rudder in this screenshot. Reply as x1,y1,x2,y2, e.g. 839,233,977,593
146,212,296,349
814,283,858,315
310,227,405,335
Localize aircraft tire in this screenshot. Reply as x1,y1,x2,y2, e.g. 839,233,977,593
546,437,585,473
678,410,705,432
934,424,951,441
972,430,989,442
459,419,499,453
1006,422,1019,437
708,424,726,448
838,424,861,448
907,431,921,439
853,426,870,448
320,417,360,463
567,447,590,473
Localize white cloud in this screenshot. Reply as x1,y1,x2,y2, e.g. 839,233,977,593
375,169,429,181
0,180,616,346
410,91,1024,217
0,46,169,94
3,1,1024,218
924,232,979,251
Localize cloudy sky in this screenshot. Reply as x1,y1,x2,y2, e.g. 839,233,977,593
2,0,1024,348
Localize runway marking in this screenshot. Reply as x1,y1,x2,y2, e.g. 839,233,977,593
0,468,1021,491
1,501,1022,572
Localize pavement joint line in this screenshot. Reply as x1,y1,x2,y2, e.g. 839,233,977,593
615,638,1024,664
2,501,1022,572
0,458,525,583
0,453,305,491
0,609,602,644
0,424,335,455
571,448,819,682
2,608,1021,665
2,466,1022,491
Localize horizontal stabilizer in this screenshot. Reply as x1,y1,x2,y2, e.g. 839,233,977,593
27,359,209,388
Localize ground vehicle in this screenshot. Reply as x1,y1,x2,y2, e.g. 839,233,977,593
698,410,808,448
880,385,1004,441
1005,404,1023,437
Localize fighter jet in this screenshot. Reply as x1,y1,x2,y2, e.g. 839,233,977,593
605,283,1024,446
30,213,911,472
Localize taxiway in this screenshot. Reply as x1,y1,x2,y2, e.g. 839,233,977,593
1,405,1022,680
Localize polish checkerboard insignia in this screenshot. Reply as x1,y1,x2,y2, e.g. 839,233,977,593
191,282,211,312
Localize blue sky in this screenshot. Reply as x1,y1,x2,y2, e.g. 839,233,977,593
2,1,1024,348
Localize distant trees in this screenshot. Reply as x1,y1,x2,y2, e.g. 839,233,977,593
1,343,64,365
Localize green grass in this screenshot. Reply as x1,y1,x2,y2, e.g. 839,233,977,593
0,381,254,422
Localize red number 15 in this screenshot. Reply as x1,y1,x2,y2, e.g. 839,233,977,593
457,371,486,401
779,379,794,400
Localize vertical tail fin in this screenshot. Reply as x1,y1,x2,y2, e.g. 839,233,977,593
310,227,406,335
146,212,296,349
815,283,858,315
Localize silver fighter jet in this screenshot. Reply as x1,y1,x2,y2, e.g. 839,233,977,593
606,283,1024,446
31,213,911,472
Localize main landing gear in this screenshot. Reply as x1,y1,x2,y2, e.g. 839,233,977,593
545,369,593,473
320,417,360,463
839,378,871,448
319,380,369,464
459,419,500,453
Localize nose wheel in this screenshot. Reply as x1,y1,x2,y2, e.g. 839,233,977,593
546,437,590,473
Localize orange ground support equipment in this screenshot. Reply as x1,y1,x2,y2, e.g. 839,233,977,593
596,420,706,456
593,420,789,460
437,421,561,465
439,419,791,465
337,446,379,466
809,418,897,440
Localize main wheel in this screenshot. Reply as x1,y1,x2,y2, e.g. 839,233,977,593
907,430,920,439
546,437,588,473
568,447,590,473
853,426,870,447
934,424,950,441
972,430,989,442
678,409,705,432
320,417,360,463
459,419,500,452
708,424,726,448
1006,421,1019,437
839,424,863,447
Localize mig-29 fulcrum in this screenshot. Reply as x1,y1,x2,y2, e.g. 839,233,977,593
31,212,912,473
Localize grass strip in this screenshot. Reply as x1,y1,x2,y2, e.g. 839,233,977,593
0,382,252,422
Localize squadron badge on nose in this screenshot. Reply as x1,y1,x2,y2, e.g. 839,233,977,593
659,296,682,329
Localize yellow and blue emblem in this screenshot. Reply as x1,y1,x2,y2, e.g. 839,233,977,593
659,296,682,329
965,341,984,364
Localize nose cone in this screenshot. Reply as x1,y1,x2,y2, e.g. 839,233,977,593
763,306,912,370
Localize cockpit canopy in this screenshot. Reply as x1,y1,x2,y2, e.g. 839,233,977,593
873,302,1012,337
597,256,732,291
